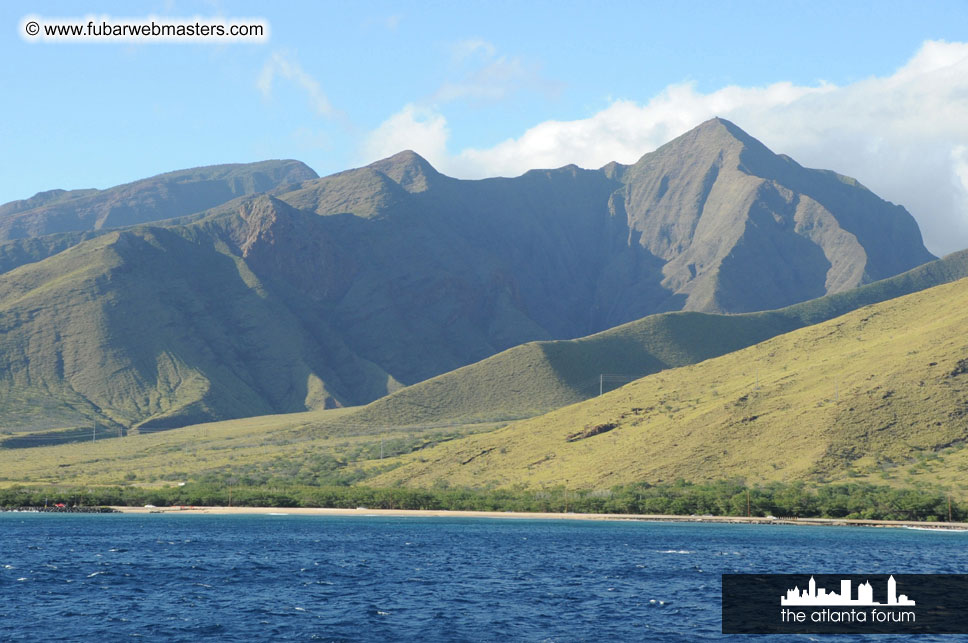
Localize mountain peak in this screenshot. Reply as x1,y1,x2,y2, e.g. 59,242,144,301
691,116,749,138
367,150,442,193
696,115,733,129
628,117,793,185
669,117,764,155
377,149,432,165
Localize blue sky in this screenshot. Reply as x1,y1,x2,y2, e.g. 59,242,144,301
4,0,968,254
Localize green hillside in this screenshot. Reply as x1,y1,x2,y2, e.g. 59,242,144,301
0,404,497,487
368,274,968,490
345,248,968,427
5,271,968,495
0,270,968,491
0,217,400,433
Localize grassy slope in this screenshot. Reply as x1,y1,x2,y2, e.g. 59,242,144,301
10,270,968,492
0,224,354,432
0,404,499,487
0,196,438,433
5,248,967,488
0,408,349,485
342,249,968,427
9,272,968,489
367,275,968,491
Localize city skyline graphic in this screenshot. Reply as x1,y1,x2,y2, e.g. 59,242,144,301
781,576,915,607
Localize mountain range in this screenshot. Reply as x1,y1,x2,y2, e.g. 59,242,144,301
0,118,936,433
0,160,317,241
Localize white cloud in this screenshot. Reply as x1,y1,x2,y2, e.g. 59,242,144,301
451,82,832,178
432,39,560,106
258,51,333,117
364,40,968,256
362,104,450,170
433,56,535,103
451,38,497,63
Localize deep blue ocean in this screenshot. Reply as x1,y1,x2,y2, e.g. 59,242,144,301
2,514,966,641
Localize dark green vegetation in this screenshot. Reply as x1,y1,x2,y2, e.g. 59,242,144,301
1,481,962,522
0,119,936,433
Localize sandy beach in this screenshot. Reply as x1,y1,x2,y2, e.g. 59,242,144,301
109,505,968,530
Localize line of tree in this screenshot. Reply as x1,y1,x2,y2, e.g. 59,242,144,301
0,480,963,522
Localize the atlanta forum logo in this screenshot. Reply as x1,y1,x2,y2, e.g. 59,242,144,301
780,575,915,625
723,573,968,634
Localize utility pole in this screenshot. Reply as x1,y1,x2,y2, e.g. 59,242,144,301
599,374,603,397
747,488,751,518
92,424,96,443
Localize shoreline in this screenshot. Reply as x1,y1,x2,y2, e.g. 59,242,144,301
106,505,968,530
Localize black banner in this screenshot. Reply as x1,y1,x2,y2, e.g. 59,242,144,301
722,574,968,634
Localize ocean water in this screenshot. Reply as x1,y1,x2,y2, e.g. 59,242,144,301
1,514,966,641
